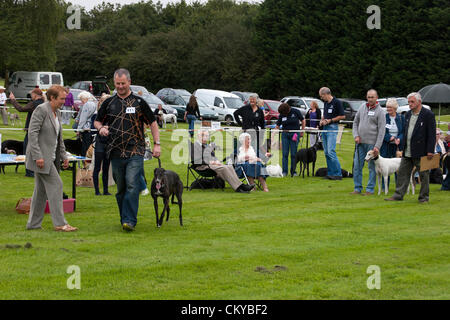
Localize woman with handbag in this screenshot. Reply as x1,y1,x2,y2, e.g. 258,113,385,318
25,85,77,232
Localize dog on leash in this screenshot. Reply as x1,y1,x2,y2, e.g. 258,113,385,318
294,142,319,177
365,150,416,195
151,159,183,228
162,113,178,129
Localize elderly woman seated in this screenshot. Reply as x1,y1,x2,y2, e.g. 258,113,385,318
235,132,270,192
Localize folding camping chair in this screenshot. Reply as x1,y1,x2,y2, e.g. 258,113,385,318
186,141,224,191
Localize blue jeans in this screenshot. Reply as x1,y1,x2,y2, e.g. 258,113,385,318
353,143,376,193
322,123,342,177
139,168,147,192
111,155,144,227
281,132,299,176
187,114,197,137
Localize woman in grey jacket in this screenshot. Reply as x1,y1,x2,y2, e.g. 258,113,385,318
26,85,78,232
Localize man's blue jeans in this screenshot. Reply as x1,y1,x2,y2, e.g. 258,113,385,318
111,155,144,227
281,132,299,176
353,143,376,193
322,123,342,177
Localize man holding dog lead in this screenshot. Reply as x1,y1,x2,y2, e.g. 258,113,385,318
351,89,386,196
94,68,160,232
386,92,436,203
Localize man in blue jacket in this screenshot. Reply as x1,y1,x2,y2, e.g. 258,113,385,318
385,92,436,203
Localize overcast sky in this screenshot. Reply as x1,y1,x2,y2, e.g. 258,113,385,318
69,0,261,11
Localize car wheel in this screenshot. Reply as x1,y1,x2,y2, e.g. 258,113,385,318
225,115,233,126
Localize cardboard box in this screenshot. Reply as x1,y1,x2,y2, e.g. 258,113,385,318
45,198,75,214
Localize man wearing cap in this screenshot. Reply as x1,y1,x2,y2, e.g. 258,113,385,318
9,88,45,177
0,86,7,125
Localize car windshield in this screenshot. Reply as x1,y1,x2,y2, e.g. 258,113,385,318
267,101,281,111
224,97,243,109
305,99,324,110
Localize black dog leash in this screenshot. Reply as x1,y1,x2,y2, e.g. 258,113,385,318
157,157,162,168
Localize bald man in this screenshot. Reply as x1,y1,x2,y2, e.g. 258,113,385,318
319,87,345,180
351,89,386,195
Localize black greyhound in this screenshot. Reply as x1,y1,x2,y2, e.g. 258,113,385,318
295,142,320,178
151,158,183,228
1,140,24,174
63,138,82,156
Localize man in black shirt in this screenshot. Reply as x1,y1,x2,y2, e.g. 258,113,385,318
94,69,160,232
319,87,345,180
234,94,266,160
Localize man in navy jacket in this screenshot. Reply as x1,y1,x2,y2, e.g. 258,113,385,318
386,92,436,203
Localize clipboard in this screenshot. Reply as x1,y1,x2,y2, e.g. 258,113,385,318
420,154,440,171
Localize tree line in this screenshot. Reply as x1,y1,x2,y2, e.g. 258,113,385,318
1,0,449,101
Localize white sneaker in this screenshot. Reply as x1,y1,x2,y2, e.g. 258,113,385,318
141,188,150,196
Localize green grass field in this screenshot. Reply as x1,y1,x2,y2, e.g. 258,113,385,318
0,95,449,299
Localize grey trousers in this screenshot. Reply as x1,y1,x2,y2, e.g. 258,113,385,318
392,157,430,201
198,164,242,190
0,107,8,125
27,163,68,229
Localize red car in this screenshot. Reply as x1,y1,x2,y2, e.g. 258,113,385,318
262,100,281,124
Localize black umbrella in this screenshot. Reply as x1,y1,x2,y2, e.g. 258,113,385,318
418,82,450,125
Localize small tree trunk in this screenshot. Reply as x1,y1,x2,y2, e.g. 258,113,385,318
4,69,9,91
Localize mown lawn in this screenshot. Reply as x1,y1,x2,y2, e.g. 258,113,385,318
0,101,449,300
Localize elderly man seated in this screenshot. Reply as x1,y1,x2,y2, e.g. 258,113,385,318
193,130,255,193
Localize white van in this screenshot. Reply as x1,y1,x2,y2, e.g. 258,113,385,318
8,71,64,99
193,89,244,125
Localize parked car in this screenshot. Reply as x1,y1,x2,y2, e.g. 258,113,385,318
280,96,324,116
130,85,150,96
262,100,281,123
156,90,218,121
231,91,258,103
72,76,110,98
8,71,64,99
156,88,191,100
112,87,177,116
339,98,365,126
193,89,243,125
70,89,97,115
378,97,431,114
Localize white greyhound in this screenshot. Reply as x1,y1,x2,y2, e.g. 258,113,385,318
365,150,415,195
